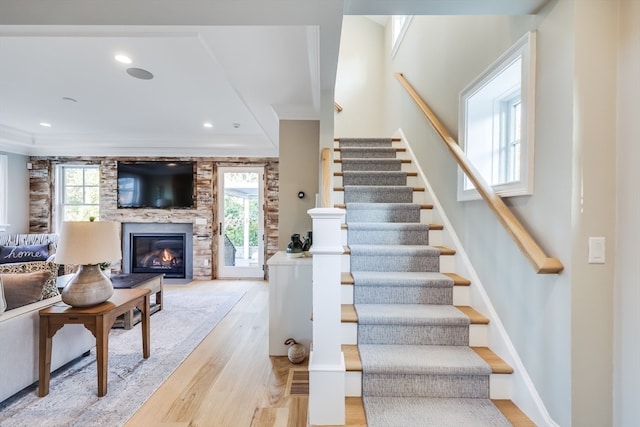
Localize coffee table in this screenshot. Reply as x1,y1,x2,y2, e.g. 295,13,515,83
110,273,164,329
39,288,150,397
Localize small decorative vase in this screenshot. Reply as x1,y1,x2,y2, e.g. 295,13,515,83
302,231,312,253
286,234,304,258
284,338,306,364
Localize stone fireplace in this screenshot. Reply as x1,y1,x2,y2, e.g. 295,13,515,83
122,222,193,284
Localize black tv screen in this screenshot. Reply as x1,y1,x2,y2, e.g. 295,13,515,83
117,161,195,209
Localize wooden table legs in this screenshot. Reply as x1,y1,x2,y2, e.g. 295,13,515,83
39,289,150,397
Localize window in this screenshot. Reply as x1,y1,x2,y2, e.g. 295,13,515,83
56,165,100,230
391,15,413,57
0,155,7,231
458,31,536,200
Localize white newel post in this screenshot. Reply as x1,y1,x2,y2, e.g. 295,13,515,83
307,207,346,426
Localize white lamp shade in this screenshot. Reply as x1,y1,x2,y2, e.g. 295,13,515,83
55,221,122,265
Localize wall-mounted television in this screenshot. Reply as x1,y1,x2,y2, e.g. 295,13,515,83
117,161,195,209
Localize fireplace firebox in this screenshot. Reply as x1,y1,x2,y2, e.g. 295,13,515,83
122,222,194,284
131,234,186,278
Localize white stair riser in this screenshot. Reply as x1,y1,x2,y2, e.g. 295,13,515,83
490,374,512,399
469,324,488,347
439,254,456,272
452,285,470,306
346,372,362,397
342,285,354,305
342,323,358,345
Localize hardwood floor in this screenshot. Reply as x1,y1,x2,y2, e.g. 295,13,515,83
126,279,361,427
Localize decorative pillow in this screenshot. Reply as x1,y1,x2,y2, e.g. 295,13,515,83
0,261,60,299
0,271,51,310
0,276,6,314
0,244,49,264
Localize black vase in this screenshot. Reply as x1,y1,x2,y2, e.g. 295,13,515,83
302,231,312,252
286,234,304,257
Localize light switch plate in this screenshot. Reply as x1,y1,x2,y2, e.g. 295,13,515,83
588,237,605,264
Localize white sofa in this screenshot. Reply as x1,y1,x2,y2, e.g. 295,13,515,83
0,233,94,403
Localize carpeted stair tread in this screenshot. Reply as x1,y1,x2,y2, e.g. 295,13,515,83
339,147,399,158
344,185,415,203
347,223,431,246
352,271,454,288
351,272,455,305
354,304,469,326
336,171,418,177
359,344,491,376
362,397,512,427
343,202,425,223
336,137,395,147
349,245,441,272
341,171,408,186
339,158,403,171
344,344,512,375
335,158,412,165
343,222,442,230
349,244,440,257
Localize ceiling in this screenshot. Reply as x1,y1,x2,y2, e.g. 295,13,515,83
0,0,549,158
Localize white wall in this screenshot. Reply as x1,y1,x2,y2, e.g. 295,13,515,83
571,1,618,425
278,120,320,250
1,151,29,233
614,0,640,425
334,16,386,137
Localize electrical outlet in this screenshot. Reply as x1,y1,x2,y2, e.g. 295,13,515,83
203,259,209,266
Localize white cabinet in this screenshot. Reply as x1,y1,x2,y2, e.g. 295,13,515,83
267,251,312,356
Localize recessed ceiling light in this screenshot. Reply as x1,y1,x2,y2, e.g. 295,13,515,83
203,122,213,128
115,54,132,64
62,97,77,103
126,67,154,80
39,122,52,127
232,123,240,129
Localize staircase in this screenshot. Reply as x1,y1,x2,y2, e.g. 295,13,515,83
333,137,535,426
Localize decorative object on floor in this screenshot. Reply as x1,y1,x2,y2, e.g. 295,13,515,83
55,220,121,307
286,234,304,258
0,287,246,427
284,338,306,364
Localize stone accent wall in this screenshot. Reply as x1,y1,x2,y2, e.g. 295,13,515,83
28,156,279,280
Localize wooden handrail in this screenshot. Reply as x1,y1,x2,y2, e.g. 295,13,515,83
395,72,563,274
321,147,332,208
334,102,343,112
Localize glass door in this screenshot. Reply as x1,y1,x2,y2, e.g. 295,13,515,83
217,167,264,278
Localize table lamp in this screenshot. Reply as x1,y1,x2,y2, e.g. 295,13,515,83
55,220,122,307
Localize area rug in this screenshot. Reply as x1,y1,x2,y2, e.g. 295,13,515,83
0,288,245,427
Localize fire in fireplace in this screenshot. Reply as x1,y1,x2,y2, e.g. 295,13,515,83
131,234,186,278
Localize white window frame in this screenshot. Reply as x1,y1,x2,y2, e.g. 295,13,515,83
458,31,536,201
0,155,8,231
391,15,413,58
55,164,101,231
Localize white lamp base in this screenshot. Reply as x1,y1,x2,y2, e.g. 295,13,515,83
61,264,114,307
